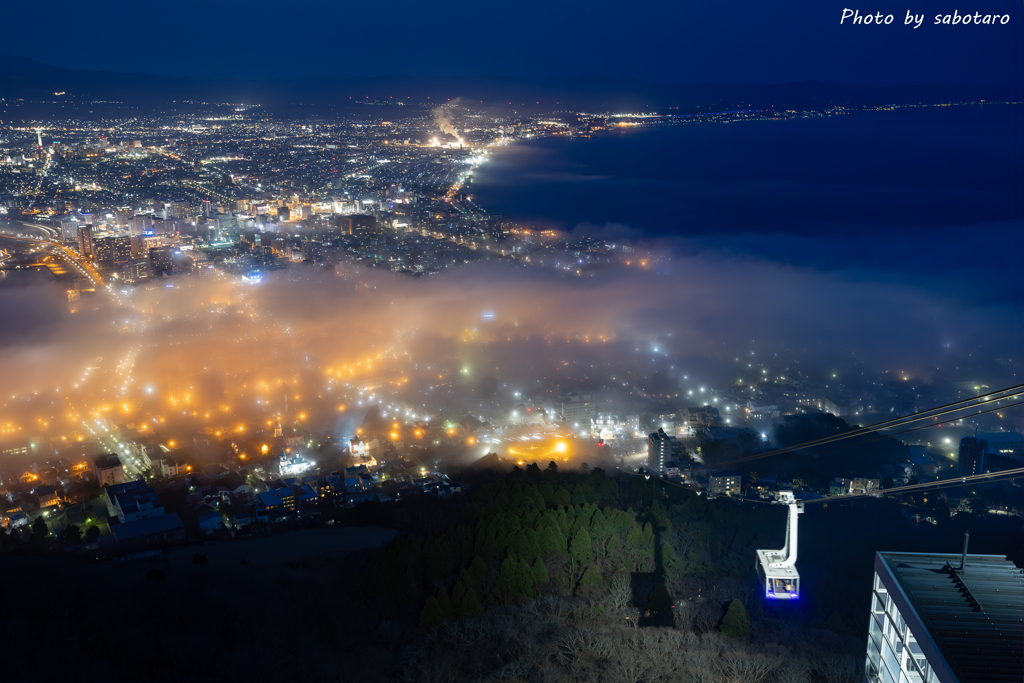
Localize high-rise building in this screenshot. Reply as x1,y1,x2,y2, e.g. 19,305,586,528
121,259,150,282
77,225,94,259
94,236,114,263
115,208,134,228
168,200,190,219
93,236,131,264
304,240,323,261
113,236,131,263
560,393,596,423
149,247,176,277
864,549,1022,683
58,216,79,241
957,437,988,476
93,454,124,486
130,215,152,237
647,428,672,473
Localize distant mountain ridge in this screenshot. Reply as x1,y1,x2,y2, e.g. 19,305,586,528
0,56,1018,113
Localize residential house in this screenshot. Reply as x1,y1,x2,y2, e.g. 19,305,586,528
105,481,164,523
93,454,124,486
198,512,224,534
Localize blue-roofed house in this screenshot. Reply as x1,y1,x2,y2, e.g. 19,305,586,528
199,512,224,534
111,512,185,548
294,484,319,506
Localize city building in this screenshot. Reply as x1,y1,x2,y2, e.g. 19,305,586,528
92,236,130,265
561,393,597,423
337,214,376,235
149,247,176,276
590,413,621,440
77,225,94,259
682,406,717,429
279,448,313,477
149,454,179,478
647,428,673,473
865,549,1023,683
104,481,164,523
122,258,150,281
255,487,296,511
710,471,741,496
626,415,640,435
975,432,1023,460
957,437,987,476
111,513,185,548
112,236,131,263
92,454,124,486
833,476,881,494
33,484,63,508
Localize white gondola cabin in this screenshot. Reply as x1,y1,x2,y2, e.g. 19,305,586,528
756,491,804,600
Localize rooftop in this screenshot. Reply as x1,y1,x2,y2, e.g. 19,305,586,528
878,551,1023,683
112,513,184,543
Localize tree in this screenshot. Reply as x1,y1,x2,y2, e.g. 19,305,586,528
61,524,82,546
661,542,684,578
569,526,593,568
434,586,454,618
552,487,572,507
482,522,504,561
419,595,445,629
494,556,534,604
579,566,602,586
532,557,549,586
570,484,587,506
468,555,488,590
452,574,484,617
721,599,751,640
608,569,632,610
518,558,536,596
31,517,48,542
510,529,539,561
85,525,101,542
423,537,454,582
539,523,565,555
606,533,620,559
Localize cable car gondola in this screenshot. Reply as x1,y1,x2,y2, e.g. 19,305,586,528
756,491,803,600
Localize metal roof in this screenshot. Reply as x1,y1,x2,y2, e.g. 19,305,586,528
111,512,184,542
879,552,1023,683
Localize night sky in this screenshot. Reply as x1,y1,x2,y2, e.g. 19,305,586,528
4,0,1021,85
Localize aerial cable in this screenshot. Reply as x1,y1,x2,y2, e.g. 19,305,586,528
745,385,1023,455
695,390,1024,472
804,467,1024,503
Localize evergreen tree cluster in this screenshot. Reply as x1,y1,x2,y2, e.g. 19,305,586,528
363,461,775,630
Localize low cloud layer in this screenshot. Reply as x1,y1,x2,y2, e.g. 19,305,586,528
0,240,1018,462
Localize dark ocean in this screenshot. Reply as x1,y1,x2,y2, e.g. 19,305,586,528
471,105,1023,305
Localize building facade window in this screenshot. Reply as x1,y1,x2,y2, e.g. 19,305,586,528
865,572,937,683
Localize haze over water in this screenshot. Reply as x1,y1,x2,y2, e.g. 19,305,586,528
472,106,1023,306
